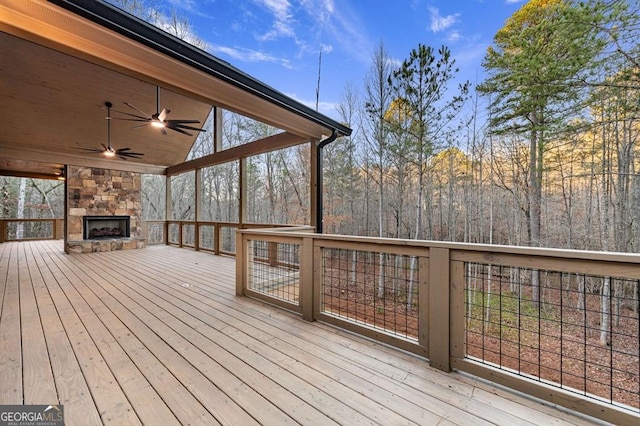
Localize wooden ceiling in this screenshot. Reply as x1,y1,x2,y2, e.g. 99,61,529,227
0,31,211,176
0,0,346,177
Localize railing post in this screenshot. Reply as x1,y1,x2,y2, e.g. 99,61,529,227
428,247,450,372
418,256,429,354
0,220,5,243
300,236,314,321
141,221,148,241
235,230,246,296
450,260,466,364
163,221,169,245
268,242,278,266
312,244,322,319
194,221,200,251
214,223,220,255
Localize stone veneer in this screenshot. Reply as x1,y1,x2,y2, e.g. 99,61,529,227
65,166,145,253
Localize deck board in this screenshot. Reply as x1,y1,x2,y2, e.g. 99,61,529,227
23,242,102,426
19,242,58,404
0,243,21,404
40,246,179,426
0,240,604,425
37,242,142,425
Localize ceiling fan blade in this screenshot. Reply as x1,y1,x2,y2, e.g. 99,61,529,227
110,108,150,121
167,126,193,136
114,147,143,155
166,119,201,124
123,101,153,119
158,108,170,122
160,126,168,136
172,123,206,132
110,117,149,123
77,147,104,153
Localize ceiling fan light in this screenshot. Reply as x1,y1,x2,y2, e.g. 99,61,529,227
104,149,116,157
151,120,165,128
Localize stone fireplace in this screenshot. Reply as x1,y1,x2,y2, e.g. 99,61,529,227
65,166,145,253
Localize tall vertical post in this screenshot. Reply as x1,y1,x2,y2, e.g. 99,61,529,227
239,158,247,229
429,247,451,372
194,168,201,250
165,174,172,245
213,106,223,154
309,140,318,231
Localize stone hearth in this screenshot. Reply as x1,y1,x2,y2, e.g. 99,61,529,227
65,166,146,253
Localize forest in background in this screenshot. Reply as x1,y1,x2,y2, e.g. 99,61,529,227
2,0,640,254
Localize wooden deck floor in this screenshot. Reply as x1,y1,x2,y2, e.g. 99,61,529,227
0,240,604,425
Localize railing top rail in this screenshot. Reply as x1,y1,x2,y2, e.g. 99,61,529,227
158,220,301,229
238,228,640,265
1,218,59,222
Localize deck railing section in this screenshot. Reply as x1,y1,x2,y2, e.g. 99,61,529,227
236,228,640,425
143,221,299,256
0,218,63,243
463,262,639,415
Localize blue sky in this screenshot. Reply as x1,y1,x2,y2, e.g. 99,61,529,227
153,0,527,119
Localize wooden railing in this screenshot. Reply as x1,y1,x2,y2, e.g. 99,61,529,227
0,218,64,243
236,228,640,425
141,220,303,256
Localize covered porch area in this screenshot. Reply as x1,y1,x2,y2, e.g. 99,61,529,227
0,240,598,425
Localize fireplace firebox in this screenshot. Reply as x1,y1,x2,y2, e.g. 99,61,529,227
83,215,130,239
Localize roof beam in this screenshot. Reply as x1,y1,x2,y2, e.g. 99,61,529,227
167,132,308,175
0,145,167,175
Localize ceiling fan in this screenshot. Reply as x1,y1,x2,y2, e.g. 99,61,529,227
79,102,144,160
113,86,206,136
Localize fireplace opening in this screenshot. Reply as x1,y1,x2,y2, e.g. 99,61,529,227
83,215,131,239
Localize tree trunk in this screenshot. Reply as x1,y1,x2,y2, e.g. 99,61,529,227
600,276,611,346
529,115,542,305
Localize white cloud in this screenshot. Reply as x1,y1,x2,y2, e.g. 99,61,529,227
286,92,339,115
428,6,460,33
254,0,296,41
310,0,371,64
213,0,371,72
447,31,462,43
209,44,293,68
505,0,524,3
